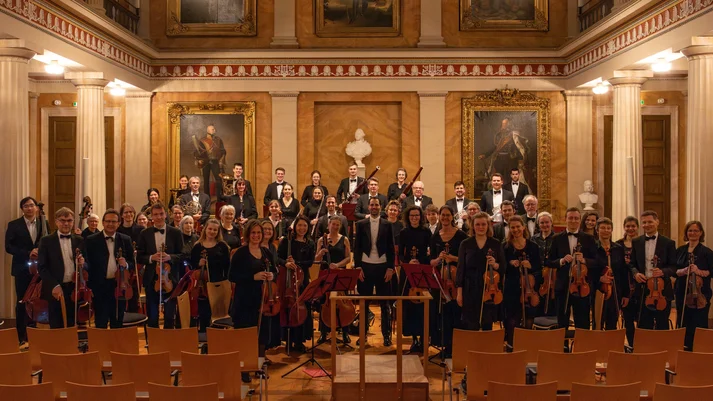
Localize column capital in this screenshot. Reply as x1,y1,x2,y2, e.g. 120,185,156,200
64,72,109,88
417,91,448,98
125,91,154,99
0,39,40,61
269,91,299,98
609,70,652,87
29,92,40,99
563,89,593,99
681,37,713,59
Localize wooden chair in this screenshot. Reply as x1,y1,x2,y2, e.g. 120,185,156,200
146,327,199,365
110,352,172,391
86,327,139,370
537,350,597,391
570,382,641,401
147,383,220,401
466,351,527,401
0,383,54,401
512,328,565,364
27,327,78,372
607,351,668,395
182,351,242,401
207,327,266,396
572,328,626,364
448,329,504,399
0,328,20,353
177,291,191,329
692,328,713,352
65,381,135,401
0,352,33,385
486,381,557,401
653,383,713,401
40,352,102,398
206,280,233,327
673,351,713,386
632,328,685,371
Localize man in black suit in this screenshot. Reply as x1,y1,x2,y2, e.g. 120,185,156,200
263,167,288,205
85,209,134,329
630,210,677,331
179,176,211,226
37,207,85,329
520,195,539,237
445,181,470,229
232,162,253,196
503,168,531,214
479,173,514,223
354,197,395,346
5,197,48,342
401,181,433,210
337,162,367,203
316,195,348,238
354,178,387,220
493,200,516,242
136,204,184,328
546,207,598,330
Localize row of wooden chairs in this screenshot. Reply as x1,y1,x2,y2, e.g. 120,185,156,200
481,381,713,401
0,382,220,401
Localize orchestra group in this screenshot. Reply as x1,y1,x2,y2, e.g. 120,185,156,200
6,161,712,379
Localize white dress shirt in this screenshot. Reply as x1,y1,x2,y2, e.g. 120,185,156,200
59,234,75,283
348,178,357,194
455,198,465,214
362,217,386,264
25,217,37,244
567,230,579,254
492,190,504,222
525,214,537,237
644,232,658,278
276,181,284,197
429,223,438,234
104,231,118,279
414,197,422,208
153,226,167,258
511,181,520,198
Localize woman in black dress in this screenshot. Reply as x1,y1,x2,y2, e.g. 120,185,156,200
301,170,330,207
218,205,242,250
616,216,639,346
168,174,190,209
140,188,162,223
191,219,230,332
267,200,288,241
580,210,600,237
259,219,283,350
430,205,468,357
225,178,257,224
305,186,328,235
178,216,198,275
531,212,556,317
278,184,300,228
118,203,143,313
387,168,410,201
456,212,506,331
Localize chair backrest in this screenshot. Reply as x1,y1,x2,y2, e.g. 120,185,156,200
0,382,54,401
451,329,503,372
147,327,198,361
27,327,78,371
570,382,641,401
573,328,626,364
177,291,191,329
111,352,171,391
147,382,220,401
486,381,557,401
653,383,713,401
0,329,19,354
537,350,597,391
66,381,135,401
512,328,565,364
633,328,685,370
206,327,259,370
87,327,139,366
182,351,241,401
40,352,102,398
206,280,232,321
467,351,527,400
607,351,668,395
674,351,713,386
0,352,32,385
692,328,713,353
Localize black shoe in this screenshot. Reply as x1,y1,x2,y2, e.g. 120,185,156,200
292,343,306,353
409,341,420,353
383,335,393,347
241,372,251,383
318,333,329,344
342,332,351,344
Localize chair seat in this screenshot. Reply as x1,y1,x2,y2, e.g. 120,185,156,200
123,312,148,325
212,317,233,328
532,316,558,330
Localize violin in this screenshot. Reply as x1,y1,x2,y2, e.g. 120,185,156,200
190,249,210,299
482,248,503,304
684,252,706,309
519,251,539,307
625,248,636,295
568,243,590,297
539,248,556,300
261,256,281,317
154,243,174,294
319,234,356,328
71,248,92,304
278,230,307,327
644,255,667,311
600,247,614,300
440,243,458,303
114,248,133,301
408,246,429,304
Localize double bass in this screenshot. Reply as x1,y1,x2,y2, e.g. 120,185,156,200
644,255,667,311
320,234,356,329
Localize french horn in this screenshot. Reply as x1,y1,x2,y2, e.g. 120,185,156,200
219,173,236,197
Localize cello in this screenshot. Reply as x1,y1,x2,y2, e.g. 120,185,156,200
644,255,667,311
320,234,356,329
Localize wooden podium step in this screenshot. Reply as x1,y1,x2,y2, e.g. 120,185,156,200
332,354,429,401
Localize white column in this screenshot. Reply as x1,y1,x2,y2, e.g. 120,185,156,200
271,0,298,48
564,90,593,208
65,72,109,219
0,40,37,317
270,92,299,185
418,0,445,47
29,92,39,196
124,91,153,209
609,71,650,239
683,37,713,231
419,92,447,205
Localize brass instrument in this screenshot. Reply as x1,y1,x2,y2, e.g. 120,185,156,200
219,173,236,197
179,197,203,233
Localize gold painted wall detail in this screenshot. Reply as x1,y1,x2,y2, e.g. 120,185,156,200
166,0,257,36
315,0,401,37
460,0,549,31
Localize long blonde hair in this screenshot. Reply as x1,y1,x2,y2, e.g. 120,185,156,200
197,218,226,245
467,212,493,237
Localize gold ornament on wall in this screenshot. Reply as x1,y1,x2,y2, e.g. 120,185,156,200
166,0,257,36
460,0,549,31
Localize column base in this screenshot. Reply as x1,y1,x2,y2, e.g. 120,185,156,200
270,37,299,48
417,36,446,48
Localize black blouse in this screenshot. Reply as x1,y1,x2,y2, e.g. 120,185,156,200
190,241,231,282
503,240,542,295
387,182,411,201
304,199,328,221
398,226,431,265
278,198,300,226
301,184,330,207
220,224,242,249
675,243,713,301
277,237,315,284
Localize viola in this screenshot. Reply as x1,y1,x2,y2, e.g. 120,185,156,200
482,248,503,304
519,251,539,307
684,252,706,310
278,230,307,327
114,248,133,301
600,247,614,300
154,243,174,294
190,249,210,299
319,234,356,328
644,255,667,311
261,256,281,317
539,247,556,301
568,243,590,297
408,246,429,304
440,243,458,302
72,248,92,304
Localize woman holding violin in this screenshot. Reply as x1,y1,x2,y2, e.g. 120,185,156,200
429,205,467,357
675,221,713,349
532,212,556,317
616,216,640,345
267,200,287,241
594,218,630,331
191,219,230,332
258,219,283,351
218,205,242,250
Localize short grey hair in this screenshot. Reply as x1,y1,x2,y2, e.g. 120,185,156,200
87,213,99,221
179,216,194,230
189,176,201,183
523,195,538,204
220,205,236,218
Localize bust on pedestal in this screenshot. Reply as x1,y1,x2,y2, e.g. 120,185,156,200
579,180,598,211
345,128,372,178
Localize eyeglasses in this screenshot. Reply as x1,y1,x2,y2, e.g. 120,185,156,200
57,219,74,224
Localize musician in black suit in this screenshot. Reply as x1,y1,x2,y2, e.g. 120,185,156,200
401,181,433,210
232,163,253,196
316,195,348,237
479,174,514,222
520,195,539,237
492,201,516,242
630,210,677,331
353,197,395,346
37,207,84,329
85,209,134,329
502,168,531,214
445,181,470,228
179,176,211,226
336,162,367,203
354,178,387,220
5,197,48,341
263,167,288,205
546,207,598,330
136,204,184,328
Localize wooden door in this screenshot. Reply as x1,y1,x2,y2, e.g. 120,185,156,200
641,115,670,237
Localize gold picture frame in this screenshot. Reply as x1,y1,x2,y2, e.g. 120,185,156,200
316,0,401,38
460,0,549,31
166,0,257,36
167,101,256,195
461,89,551,211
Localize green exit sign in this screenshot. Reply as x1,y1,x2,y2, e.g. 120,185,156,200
72,102,78,107
640,99,645,105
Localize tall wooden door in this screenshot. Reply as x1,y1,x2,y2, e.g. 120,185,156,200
641,115,671,237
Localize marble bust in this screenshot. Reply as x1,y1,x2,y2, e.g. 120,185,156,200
345,128,372,168
579,180,598,211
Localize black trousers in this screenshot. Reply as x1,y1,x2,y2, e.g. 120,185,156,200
48,283,76,329
678,304,710,350
638,301,672,330
198,297,211,332
461,303,497,331
93,282,126,329
14,273,33,341
556,291,591,330
622,293,640,346
202,160,223,199
146,288,177,329
357,262,393,336
600,294,622,331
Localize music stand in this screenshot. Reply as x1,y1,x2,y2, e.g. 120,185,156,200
402,264,442,292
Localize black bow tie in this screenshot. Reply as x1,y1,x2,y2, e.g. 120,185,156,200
370,196,377,199
350,179,356,183
105,237,114,241
416,197,422,202
567,232,578,237
60,234,72,239
527,217,536,222
646,235,657,241
456,198,464,202
493,190,501,194
192,193,199,197
154,228,165,234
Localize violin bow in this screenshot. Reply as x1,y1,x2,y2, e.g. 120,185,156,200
74,247,81,328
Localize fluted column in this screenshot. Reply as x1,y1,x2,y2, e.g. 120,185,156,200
683,37,713,232
564,90,593,209
418,0,445,47
125,91,153,209
29,92,39,196
419,92,447,205
65,72,109,219
271,0,298,48
270,92,298,187
0,40,37,317
609,71,650,239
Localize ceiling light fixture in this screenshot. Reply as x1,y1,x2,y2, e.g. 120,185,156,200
109,80,126,96
651,59,672,72
44,60,64,75
592,82,609,95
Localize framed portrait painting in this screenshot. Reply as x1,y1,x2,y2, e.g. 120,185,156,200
461,89,551,209
166,0,257,36
460,0,549,31
316,0,401,37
